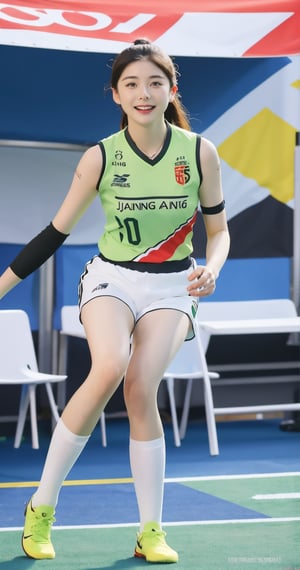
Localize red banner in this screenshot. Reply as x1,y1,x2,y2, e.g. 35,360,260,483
0,1,299,56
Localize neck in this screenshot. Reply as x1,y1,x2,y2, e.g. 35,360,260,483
128,121,167,159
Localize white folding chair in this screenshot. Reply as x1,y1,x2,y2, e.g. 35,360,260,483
58,305,107,447
162,327,220,455
0,309,67,449
196,299,300,419
169,299,300,453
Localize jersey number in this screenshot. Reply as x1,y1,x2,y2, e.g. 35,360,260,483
115,216,141,245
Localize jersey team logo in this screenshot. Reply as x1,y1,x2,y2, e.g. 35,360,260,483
174,162,190,185
111,174,130,187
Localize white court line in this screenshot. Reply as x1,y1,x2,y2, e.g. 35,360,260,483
1,472,299,489
2,517,300,532
165,472,300,483
253,493,300,500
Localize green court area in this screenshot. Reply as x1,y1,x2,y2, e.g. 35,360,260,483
182,473,300,519
1,522,300,570
1,473,300,569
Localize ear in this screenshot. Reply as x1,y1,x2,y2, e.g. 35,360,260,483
169,85,178,102
112,88,121,105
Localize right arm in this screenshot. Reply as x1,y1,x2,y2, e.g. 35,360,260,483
0,144,103,300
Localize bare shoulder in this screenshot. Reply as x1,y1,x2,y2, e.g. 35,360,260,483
77,144,102,174
200,136,220,166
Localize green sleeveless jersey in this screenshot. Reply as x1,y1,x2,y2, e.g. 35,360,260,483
97,122,202,263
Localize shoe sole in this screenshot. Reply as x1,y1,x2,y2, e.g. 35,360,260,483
134,548,178,563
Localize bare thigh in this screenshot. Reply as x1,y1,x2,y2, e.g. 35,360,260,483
62,297,134,434
124,309,191,439
81,296,134,367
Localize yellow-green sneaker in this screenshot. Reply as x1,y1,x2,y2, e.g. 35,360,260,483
22,499,56,559
134,521,178,563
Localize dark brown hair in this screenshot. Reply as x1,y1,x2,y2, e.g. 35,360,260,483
111,38,191,130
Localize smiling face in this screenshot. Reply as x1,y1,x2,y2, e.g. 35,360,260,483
112,59,177,128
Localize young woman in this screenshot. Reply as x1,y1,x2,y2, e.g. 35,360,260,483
0,39,230,564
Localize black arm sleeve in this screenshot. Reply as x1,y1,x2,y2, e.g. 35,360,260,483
200,200,225,215
10,222,69,279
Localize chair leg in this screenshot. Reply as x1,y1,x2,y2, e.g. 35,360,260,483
28,384,39,449
45,382,60,424
100,413,107,447
179,378,194,440
194,329,219,456
202,379,219,456
14,385,30,448
57,334,68,411
165,377,181,447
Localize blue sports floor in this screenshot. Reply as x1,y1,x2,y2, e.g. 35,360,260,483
0,417,300,569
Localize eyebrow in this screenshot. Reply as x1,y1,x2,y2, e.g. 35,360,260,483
120,74,165,81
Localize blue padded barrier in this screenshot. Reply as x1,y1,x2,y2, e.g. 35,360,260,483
0,244,291,330
53,246,291,328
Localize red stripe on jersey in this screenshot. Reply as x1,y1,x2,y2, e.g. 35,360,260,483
136,210,198,263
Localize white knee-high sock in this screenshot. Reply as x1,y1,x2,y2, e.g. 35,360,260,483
129,436,165,532
32,418,90,508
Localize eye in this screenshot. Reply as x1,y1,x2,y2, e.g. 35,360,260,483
151,81,163,87
125,81,137,88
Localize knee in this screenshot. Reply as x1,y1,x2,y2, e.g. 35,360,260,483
124,372,156,415
88,355,128,399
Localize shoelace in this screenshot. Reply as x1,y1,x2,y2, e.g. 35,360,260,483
31,512,56,541
139,528,166,544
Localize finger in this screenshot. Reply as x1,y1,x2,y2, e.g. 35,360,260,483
187,275,210,291
187,267,205,281
188,278,216,297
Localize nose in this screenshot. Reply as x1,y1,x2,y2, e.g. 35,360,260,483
138,85,150,99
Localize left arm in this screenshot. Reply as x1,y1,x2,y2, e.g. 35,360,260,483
187,137,230,297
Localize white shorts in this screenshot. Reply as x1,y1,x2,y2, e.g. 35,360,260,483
78,256,198,340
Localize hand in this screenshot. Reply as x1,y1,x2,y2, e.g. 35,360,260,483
187,265,216,297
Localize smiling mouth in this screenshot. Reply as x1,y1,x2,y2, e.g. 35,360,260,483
135,105,155,111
